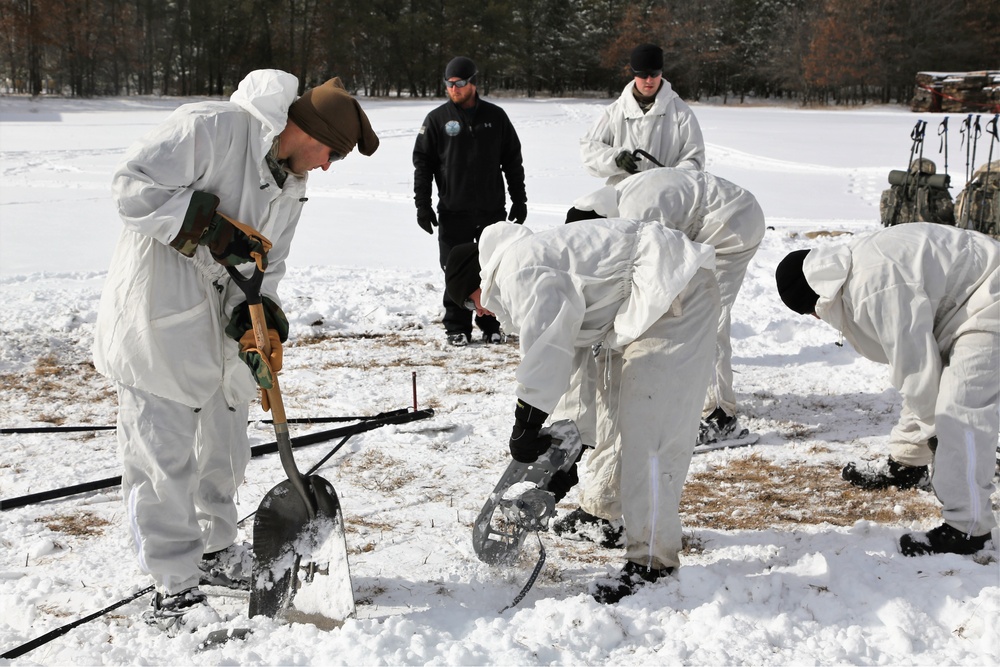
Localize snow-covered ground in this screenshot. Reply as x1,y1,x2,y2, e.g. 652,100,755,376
0,93,997,665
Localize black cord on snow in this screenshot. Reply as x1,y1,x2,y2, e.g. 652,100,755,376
499,533,547,613
0,585,155,660
235,413,391,527
0,410,411,435
0,408,434,511
0,407,437,657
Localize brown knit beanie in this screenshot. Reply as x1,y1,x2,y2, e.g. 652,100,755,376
287,77,379,157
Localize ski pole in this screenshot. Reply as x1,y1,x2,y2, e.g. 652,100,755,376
970,114,982,175
891,120,925,226
938,117,949,178
0,585,155,659
914,119,927,167
975,114,998,232
961,114,973,183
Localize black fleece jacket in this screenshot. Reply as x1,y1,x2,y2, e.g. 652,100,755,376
413,95,526,216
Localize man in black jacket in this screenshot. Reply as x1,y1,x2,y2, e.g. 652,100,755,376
413,56,527,346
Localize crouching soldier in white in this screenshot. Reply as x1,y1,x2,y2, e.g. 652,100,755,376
445,220,719,602
564,168,766,446
93,70,379,631
775,223,999,556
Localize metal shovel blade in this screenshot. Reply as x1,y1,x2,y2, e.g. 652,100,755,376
249,473,355,627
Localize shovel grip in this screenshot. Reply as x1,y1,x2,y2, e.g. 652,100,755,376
248,302,287,426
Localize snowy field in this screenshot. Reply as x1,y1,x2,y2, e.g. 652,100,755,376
0,92,997,665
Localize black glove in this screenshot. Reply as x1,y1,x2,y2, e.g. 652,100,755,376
507,201,528,225
508,400,551,463
614,150,639,174
549,454,581,503
417,206,438,234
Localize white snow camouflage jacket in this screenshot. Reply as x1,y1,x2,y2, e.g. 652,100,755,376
573,168,765,255
94,69,306,408
804,223,1000,442
580,81,705,186
478,219,716,414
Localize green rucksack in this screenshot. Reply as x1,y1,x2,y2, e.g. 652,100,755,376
879,158,955,227
955,160,1000,239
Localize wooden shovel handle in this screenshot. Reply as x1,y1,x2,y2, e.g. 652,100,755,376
248,302,286,425
227,265,314,516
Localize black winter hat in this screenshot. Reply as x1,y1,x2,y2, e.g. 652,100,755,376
445,56,477,81
630,44,663,72
445,243,482,307
565,207,605,224
775,249,820,315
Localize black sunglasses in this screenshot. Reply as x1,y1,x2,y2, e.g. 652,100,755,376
444,77,474,89
328,151,345,163
632,69,662,79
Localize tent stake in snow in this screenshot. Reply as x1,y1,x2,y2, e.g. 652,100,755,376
227,262,355,627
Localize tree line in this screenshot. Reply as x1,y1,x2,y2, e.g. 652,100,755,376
1,0,997,104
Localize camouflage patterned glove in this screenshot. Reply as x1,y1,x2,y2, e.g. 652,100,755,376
238,329,283,389
225,297,289,344
203,213,270,268
170,191,271,268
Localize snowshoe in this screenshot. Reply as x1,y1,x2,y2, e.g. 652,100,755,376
472,419,583,565
142,587,221,635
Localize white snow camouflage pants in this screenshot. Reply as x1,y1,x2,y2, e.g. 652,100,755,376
117,383,250,595
889,330,999,537
578,269,719,570
554,239,758,441
702,241,758,418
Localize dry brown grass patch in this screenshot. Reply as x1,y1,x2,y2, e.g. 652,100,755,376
1,356,115,425
37,511,110,537
340,450,417,492
681,453,938,531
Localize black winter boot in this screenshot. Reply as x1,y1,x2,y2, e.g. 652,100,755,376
841,458,929,490
593,560,674,604
899,522,992,557
199,542,253,590
697,407,746,446
552,508,624,548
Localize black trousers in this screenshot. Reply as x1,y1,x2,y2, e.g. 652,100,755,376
437,209,504,338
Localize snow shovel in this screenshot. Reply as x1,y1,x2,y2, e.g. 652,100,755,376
226,263,355,628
